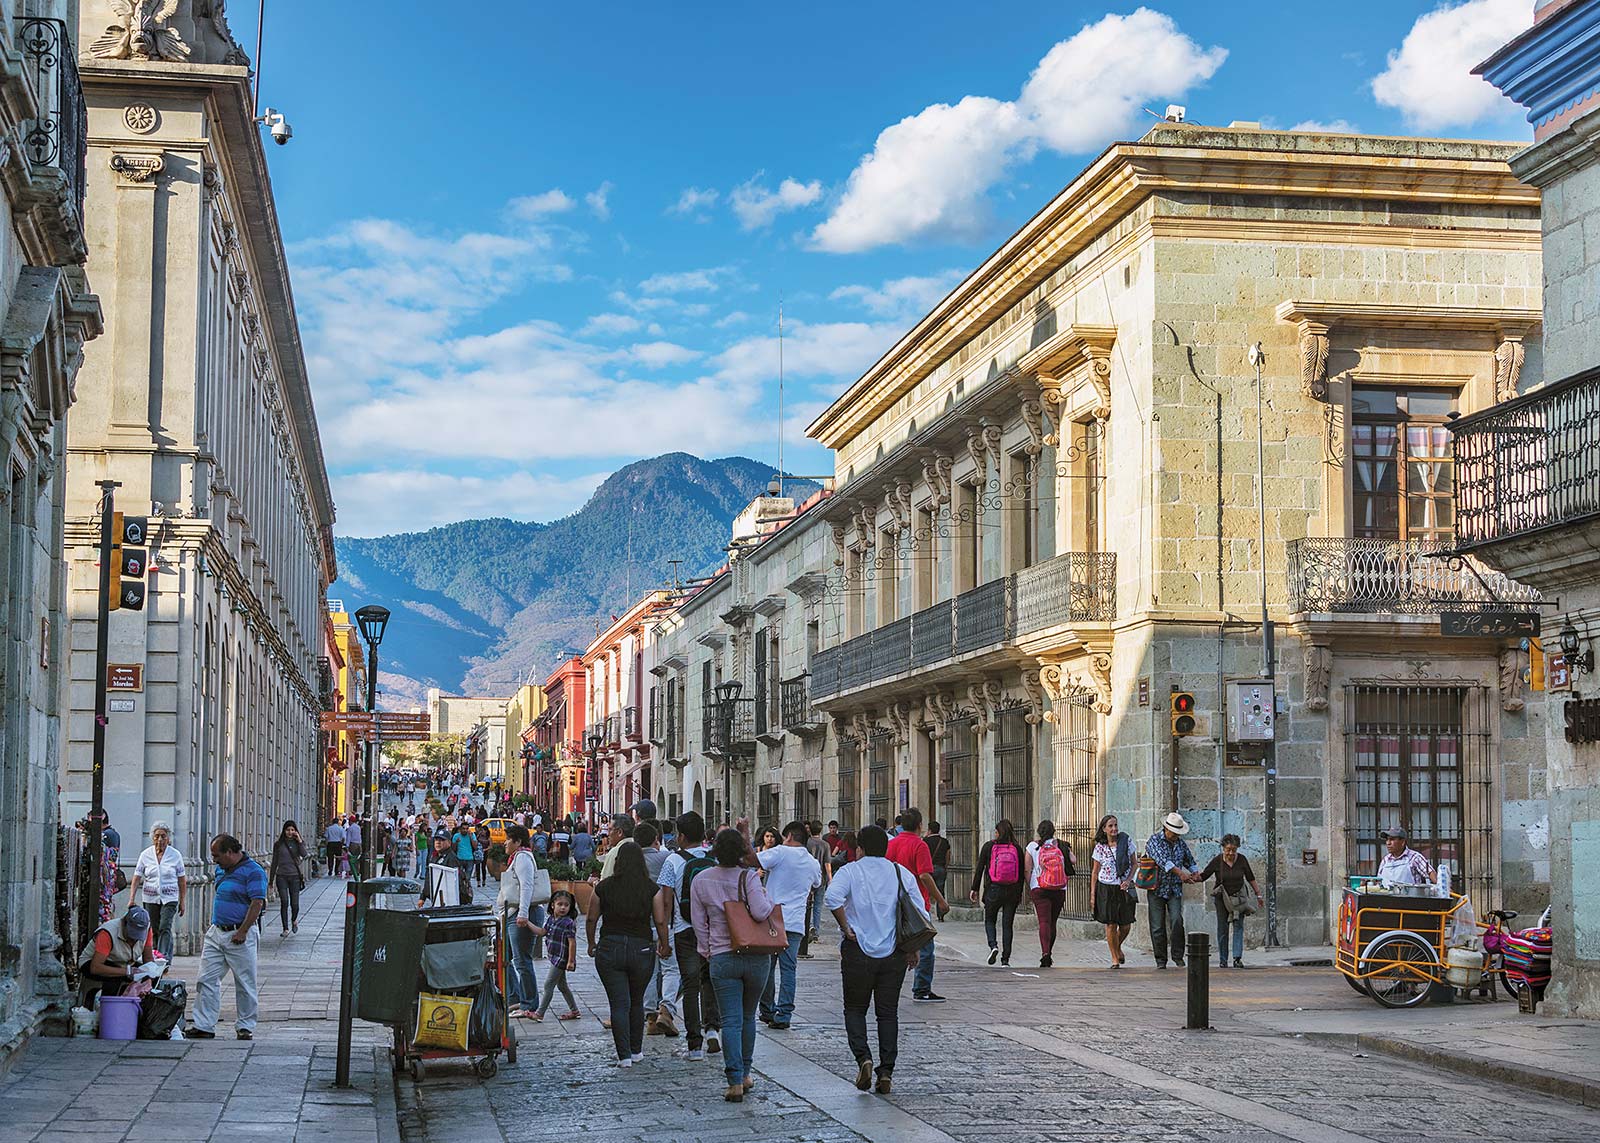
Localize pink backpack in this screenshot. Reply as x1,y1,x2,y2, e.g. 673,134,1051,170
1037,841,1069,889
988,843,1021,884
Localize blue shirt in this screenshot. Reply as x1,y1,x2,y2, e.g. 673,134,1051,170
213,856,267,926
571,831,594,863
1145,832,1197,900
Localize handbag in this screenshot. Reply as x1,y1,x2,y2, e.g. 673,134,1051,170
723,870,787,954
893,867,936,956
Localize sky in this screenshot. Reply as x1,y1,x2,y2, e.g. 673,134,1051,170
230,0,1536,538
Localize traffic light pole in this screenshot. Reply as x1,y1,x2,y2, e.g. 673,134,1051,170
82,480,120,946
1251,345,1281,949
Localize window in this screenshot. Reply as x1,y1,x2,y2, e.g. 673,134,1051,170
1082,420,1100,552
1353,387,1458,543
868,733,894,826
938,720,979,887
837,740,859,828
753,635,768,735
957,483,978,592
758,783,781,829
897,527,914,619
994,708,1035,829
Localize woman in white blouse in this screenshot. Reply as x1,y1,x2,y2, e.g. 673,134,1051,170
127,822,186,959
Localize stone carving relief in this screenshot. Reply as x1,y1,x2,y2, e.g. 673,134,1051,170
91,1,190,61
964,423,988,481
1020,399,1043,456
883,481,912,534
1494,336,1526,405
921,691,958,740
1020,671,1044,725
196,0,252,65
109,152,164,183
830,521,848,567
1083,652,1113,715
885,700,912,746
123,105,159,134
1298,320,1330,402
968,678,1003,735
1082,347,1113,420
851,502,876,550
1040,388,1065,447
921,453,953,505
849,710,874,747
1498,647,1526,713
1305,644,1332,712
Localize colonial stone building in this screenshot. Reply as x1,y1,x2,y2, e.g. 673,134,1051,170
1467,0,1600,1016
585,591,672,818
61,1,335,955
805,125,1547,945
0,3,102,1062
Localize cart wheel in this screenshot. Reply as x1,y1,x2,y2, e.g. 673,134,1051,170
1361,933,1438,1009
475,1055,498,1079
506,1039,517,1066
409,1057,425,1083
1340,970,1367,995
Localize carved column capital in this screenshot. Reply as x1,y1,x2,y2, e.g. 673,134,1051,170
1297,320,1330,402
110,151,165,185
1494,335,1526,405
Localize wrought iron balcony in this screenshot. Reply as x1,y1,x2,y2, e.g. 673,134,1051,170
1285,537,1541,615
703,695,756,757
911,599,953,666
603,712,621,746
954,577,1014,654
779,674,826,734
1015,552,1117,632
19,18,87,225
1453,367,1600,550
623,705,640,740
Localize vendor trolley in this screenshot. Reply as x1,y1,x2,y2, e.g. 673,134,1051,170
1336,886,1486,1008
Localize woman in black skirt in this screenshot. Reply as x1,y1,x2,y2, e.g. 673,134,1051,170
1090,814,1137,968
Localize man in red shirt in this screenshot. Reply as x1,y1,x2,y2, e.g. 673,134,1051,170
885,808,949,1001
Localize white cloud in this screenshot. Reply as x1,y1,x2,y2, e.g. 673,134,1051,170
812,8,1225,252
334,469,608,537
585,181,614,220
831,271,964,321
714,311,752,328
729,175,824,230
509,189,575,217
628,341,701,369
639,267,727,294
1371,0,1530,131
668,187,719,217
1289,119,1360,133
712,320,897,386
580,312,642,337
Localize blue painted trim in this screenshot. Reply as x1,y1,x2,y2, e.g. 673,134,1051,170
1476,0,1600,128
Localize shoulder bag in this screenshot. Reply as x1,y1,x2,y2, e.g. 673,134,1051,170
724,869,787,954
894,866,936,955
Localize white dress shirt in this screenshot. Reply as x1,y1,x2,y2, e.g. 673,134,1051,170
824,856,927,959
133,844,186,904
758,844,823,935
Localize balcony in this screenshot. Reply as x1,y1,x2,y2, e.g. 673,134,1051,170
779,674,826,736
1452,367,1600,591
603,712,621,747
19,18,87,229
811,554,1115,702
623,705,640,741
703,695,756,758
1285,537,1541,615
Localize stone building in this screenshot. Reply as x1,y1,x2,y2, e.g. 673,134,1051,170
425,690,508,780
0,2,103,1062
805,125,1547,945
584,591,673,817
1467,0,1600,1016
323,601,368,818
61,1,335,955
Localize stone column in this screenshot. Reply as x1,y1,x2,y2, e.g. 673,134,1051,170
106,151,165,440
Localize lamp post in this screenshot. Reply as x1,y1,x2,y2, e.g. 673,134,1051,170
353,604,390,881
715,680,742,826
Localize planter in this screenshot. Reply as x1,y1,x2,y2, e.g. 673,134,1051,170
551,880,594,914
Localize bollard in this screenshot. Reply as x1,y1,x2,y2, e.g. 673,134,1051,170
335,881,358,1088
1186,931,1210,1029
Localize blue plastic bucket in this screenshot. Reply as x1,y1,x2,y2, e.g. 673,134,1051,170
98,994,141,1040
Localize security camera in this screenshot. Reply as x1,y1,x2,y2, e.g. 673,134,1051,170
258,108,293,146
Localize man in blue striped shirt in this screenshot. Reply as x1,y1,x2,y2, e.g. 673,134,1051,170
186,834,267,1040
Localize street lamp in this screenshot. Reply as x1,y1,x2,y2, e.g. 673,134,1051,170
353,604,389,880
1560,626,1594,673
715,681,742,825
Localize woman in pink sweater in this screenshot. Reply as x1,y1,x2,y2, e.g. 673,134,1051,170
689,828,775,1102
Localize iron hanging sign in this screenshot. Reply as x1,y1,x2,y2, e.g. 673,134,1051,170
1440,610,1540,638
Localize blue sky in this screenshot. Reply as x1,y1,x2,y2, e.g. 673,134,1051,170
232,1,1534,537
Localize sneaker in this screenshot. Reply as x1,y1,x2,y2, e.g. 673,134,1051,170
1234,958,1245,968
631,1053,644,1063
236,1029,253,1041
855,1058,873,1091
913,992,946,1003
987,948,999,966
1000,958,1010,967
1155,962,1168,970
184,1027,215,1040
706,1032,721,1054
1040,955,1052,968
675,1047,706,1061
875,1074,892,1095
1173,958,1186,968
615,1058,634,1069
1218,961,1229,970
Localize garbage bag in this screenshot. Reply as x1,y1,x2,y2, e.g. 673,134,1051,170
468,973,504,1049
421,938,488,991
138,981,187,1040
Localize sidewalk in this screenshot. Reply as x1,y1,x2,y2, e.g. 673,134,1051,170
0,876,398,1143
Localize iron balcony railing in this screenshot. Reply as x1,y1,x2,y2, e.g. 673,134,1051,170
1286,537,1541,615
779,674,825,731
1015,552,1117,630
703,695,757,756
954,577,1014,654
623,705,640,740
1452,367,1600,549
603,712,621,746
910,598,953,666
19,18,87,224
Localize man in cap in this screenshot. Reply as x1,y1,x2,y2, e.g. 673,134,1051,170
1377,827,1434,886
631,797,657,827
1144,811,1198,969
419,826,466,906
78,905,159,1001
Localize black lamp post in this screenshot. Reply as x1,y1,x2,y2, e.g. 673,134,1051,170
354,604,390,880
715,680,742,825
1560,626,1594,674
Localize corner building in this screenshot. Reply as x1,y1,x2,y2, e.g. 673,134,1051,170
806,126,1547,946
62,1,336,954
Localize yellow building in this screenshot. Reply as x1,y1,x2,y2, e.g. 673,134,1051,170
503,684,549,796
324,601,369,817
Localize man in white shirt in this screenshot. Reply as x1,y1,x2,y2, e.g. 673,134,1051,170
127,822,186,960
757,821,822,1030
824,824,929,1096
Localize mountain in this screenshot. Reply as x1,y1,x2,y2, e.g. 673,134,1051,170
332,454,815,705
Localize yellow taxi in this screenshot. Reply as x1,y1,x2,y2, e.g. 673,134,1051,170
481,817,514,846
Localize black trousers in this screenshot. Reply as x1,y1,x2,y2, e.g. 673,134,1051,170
276,877,302,930
841,937,908,1076
674,927,721,1049
594,933,655,1060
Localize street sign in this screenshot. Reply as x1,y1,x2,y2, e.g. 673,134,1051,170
108,698,136,713
1441,610,1540,638
106,663,143,691
320,711,375,732
1548,653,1573,693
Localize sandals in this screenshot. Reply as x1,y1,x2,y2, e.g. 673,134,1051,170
558,1010,582,1021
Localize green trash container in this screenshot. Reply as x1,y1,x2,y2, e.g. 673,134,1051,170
356,878,426,1025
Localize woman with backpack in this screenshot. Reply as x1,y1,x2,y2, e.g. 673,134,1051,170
968,819,1029,967
1026,821,1073,968
1089,814,1138,968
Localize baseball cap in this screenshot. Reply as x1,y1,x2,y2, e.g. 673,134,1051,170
122,907,152,941
1380,826,1408,840
631,798,657,820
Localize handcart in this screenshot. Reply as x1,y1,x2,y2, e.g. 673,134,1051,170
389,903,517,1080
1335,885,1485,1008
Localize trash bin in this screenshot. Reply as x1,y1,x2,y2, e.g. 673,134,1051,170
355,878,426,1025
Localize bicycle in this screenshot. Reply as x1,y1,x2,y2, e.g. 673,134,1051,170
1480,904,1553,1000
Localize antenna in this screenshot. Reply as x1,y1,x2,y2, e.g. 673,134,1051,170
777,299,784,499
253,0,266,116
667,557,684,591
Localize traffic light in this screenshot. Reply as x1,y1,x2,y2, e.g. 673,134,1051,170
566,769,579,796
1171,691,1197,737
1529,637,1546,692
107,513,148,611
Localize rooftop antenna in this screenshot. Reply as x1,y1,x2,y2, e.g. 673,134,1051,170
776,299,785,498
667,557,684,591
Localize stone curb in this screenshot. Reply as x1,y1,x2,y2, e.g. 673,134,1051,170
1306,1031,1600,1109
372,1046,404,1143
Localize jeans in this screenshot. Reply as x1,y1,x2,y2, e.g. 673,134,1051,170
1214,898,1245,963
709,952,771,1086
193,924,259,1033
932,867,948,917
983,884,1022,962
537,961,577,1016
810,885,825,935
1031,887,1065,956
594,932,655,1059
912,938,935,995
143,901,179,960
1148,892,1186,965
759,930,804,1023
508,920,541,1012
645,933,681,1019
674,929,721,1048
841,937,908,1074
274,878,301,932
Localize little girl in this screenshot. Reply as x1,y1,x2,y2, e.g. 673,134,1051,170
532,891,580,1021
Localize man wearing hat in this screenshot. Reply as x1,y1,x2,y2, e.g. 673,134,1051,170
418,826,466,906
631,797,657,827
1377,827,1434,886
1144,812,1199,969
78,906,159,1002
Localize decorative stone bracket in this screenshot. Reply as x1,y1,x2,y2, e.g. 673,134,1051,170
1498,647,1526,713
919,691,958,740
1019,325,1116,436
110,152,165,184
884,700,913,746
1039,652,1112,715
969,678,1004,735
1305,644,1331,712
921,452,953,505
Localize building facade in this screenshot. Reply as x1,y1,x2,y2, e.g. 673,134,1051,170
805,126,1547,944
322,601,368,817
1466,0,1600,1016
425,690,508,780
531,656,587,820
501,683,547,796
61,1,336,956
0,1,103,1063
583,592,672,817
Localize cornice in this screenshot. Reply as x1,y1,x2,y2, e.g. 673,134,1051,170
1274,299,1541,335
1474,0,1600,133
1510,100,1600,186
1147,214,1540,250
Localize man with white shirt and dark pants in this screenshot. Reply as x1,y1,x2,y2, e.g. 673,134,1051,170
757,821,822,1030
825,824,930,1095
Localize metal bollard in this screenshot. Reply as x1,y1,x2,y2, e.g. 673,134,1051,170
1186,931,1210,1029
335,881,358,1087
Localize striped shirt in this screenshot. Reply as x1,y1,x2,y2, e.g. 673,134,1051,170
212,856,267,927
1378,847,1434,886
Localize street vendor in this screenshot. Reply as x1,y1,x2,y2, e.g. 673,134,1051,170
1376,827,1434,886
77,905,160,1003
